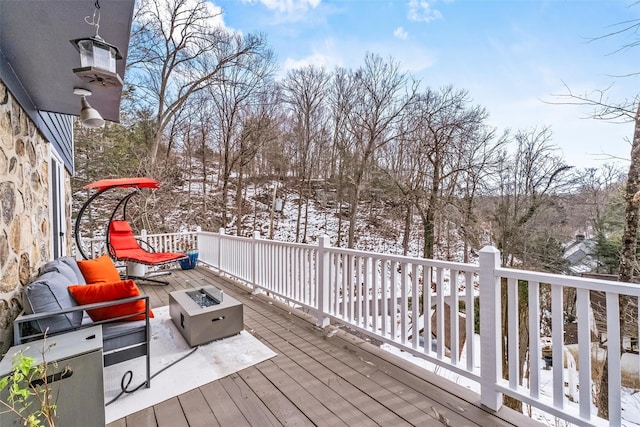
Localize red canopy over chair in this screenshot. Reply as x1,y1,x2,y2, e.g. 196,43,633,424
75,177,187,285
83,177,161,191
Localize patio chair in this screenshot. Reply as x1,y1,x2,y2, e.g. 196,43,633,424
73,177,188,285
108,219,187,285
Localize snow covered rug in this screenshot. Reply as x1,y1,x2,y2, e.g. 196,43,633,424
103,305,276,424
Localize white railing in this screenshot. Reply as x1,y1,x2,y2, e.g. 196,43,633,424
193,229,637,426
80,230,198,261
487,255,640,427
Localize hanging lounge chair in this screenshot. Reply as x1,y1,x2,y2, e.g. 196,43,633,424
107,219,187,281
75,177,188,285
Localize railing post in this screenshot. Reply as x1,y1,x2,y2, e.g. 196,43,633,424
218,227,225,273
195,226,201,254
316,235,331,328
252,231,263,295
479,245,502,411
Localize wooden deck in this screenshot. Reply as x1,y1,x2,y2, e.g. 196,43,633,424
107,266,541,427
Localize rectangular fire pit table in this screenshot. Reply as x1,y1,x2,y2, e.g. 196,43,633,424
169,285,244,347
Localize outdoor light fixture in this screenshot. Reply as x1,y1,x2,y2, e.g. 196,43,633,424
70,1,123,87
74,88,105,128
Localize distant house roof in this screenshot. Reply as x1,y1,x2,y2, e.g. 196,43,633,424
563,236,597,274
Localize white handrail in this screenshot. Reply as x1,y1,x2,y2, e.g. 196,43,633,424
82,228,634,426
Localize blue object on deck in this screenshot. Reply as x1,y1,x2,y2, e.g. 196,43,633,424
179,251,199,270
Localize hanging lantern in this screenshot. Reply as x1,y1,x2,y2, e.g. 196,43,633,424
71,36,123,88
70,2,123,87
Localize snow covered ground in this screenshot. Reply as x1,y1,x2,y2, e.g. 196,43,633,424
381,335,640,426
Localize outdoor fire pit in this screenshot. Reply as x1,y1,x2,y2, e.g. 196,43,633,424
169,285,243,347
187,287,223,308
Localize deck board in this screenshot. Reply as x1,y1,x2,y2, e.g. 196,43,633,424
220,372,294,426
108,266,541,427
198,380,248,427
235,365,310,426
153,397,189,427
178,388,217,427
255,359,350,426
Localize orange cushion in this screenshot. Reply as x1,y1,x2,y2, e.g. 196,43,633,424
67,280,153,321
77,254,121,284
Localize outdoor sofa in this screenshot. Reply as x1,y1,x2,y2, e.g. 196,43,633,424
12,255,152,387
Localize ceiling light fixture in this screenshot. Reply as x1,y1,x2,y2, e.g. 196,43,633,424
74,88,105,128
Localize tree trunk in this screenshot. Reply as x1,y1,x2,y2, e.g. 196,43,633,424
302,177,312,243
336,165,345,248
424,203,436,259
597,102,640,419
221,174,230,227
618,102,640,282
235,166,244,236
295,172,306,242
402,203,412,256
348,183,361,248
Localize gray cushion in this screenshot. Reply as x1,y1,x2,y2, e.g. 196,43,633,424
102,321,147,352
24,271,82,333
41,257,86,285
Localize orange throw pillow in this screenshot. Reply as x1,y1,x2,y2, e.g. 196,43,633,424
68,280,153,321
77,254,121,284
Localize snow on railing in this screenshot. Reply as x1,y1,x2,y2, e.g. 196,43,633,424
195,228,639,427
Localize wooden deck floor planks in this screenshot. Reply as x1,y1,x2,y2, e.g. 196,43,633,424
154,397,189,427
107,266,541,427
177,389,214,427
240,290,455,426
198,380,247,427
246,309,416,425
232,367,305,426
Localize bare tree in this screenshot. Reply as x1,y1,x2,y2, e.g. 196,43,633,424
574,165,625,239
455,127,505,262
490,127,572,268
378,130,423,256
128,0,268,167
327,67,357,246
281,65,331,242
340,53,417,248
401,86,490,259
206,37,276,229
549,13,640,416
233,87,282,236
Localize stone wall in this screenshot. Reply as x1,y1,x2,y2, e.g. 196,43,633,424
0,80,70,355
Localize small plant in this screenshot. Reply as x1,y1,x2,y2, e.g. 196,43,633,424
0,336,64,427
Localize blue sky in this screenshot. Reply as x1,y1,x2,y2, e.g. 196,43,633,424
213,0,640,169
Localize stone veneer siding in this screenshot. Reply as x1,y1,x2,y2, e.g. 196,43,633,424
0,80,72,355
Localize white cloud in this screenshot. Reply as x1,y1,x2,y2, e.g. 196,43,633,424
283,52,341,72
242,0,321,14
282,39,344,74
394,26,409,40
280,36,436,80
407,0,443,23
